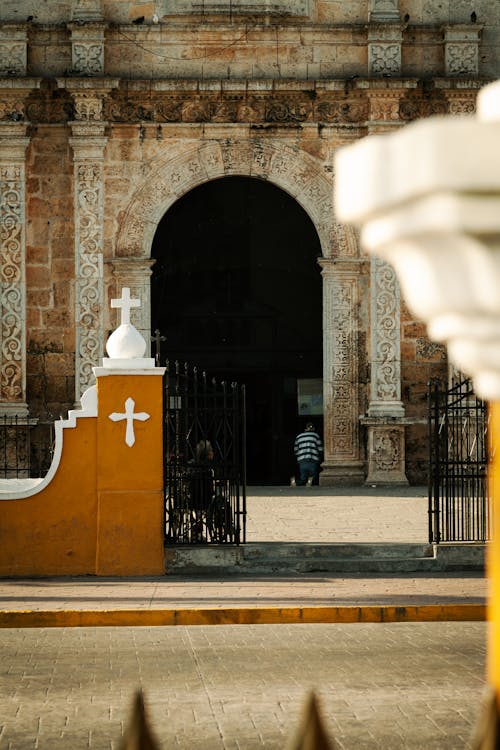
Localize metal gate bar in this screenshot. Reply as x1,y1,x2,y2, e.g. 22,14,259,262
428,377,490,543
163,360,246,545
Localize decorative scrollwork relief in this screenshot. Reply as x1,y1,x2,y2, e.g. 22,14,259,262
369,43,401,75
73,43,104,75
446,44,478,76
0,43,26,75
373,428,401,472
74,159,104,396
0,164,24,402
370,257,402,407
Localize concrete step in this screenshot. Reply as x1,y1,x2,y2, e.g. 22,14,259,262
164,542,486,575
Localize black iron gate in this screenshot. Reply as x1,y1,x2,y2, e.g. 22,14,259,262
163,360,246,544
428,377,491,543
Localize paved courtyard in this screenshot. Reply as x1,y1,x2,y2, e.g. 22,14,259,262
0,622,487,749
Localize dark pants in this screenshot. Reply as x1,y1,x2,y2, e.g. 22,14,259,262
297,459,319,486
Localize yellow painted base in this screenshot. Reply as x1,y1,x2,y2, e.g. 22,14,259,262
0,372,165,577
0,604,486,629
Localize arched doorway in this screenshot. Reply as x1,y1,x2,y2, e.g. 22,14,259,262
151,176,323,484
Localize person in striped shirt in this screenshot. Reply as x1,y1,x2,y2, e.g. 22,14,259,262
291,422,323,487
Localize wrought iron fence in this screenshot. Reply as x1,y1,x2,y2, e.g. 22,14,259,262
0,417,55,479
428,377,491,543
163,360,246,544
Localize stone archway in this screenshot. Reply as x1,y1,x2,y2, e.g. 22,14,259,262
110,137,365,485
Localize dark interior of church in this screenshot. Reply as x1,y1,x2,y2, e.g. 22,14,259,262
151,176,323,484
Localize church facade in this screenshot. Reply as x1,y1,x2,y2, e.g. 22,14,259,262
0,0,497,485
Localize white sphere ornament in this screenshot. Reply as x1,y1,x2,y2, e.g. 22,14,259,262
106,324,147,359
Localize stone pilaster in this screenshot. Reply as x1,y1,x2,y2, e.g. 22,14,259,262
367,257,404,418
361,257,408,485
319,257,364,485
108,259,156,355
0,123,30,417
444,25,482,77
58,78,118,400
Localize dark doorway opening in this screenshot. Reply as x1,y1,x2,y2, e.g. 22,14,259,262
151,176,323,484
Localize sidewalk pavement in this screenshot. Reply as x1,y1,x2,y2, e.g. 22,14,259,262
0,486,488,627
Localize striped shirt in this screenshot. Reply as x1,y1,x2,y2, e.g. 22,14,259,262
294,431,323,462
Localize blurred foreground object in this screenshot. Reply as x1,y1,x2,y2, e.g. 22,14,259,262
335,80,500,402
335,77,500,748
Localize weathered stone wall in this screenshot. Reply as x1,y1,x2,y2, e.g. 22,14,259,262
25,128,75,420
0,0,493,483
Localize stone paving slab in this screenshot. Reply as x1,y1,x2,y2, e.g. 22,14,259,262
0,487,487,626
0,622,488,749
245,486,429,543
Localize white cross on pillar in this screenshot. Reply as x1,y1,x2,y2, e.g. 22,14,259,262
108,397,150,447
111,287,140,326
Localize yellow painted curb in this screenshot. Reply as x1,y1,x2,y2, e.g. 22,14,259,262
0,604,486,628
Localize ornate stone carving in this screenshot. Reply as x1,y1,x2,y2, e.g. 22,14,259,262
363,424,407,484
116,139,333,260
368,257,404,415
0,44,26,76
444,25,482,77
368,93,401,123
0,133,29,416
73,44,104,76
73,159,105,397
319,259,364,483
68,21,106,76
0,26,27,76
368,44,401,75
73,93,104,122
447,96,476,115
446,44,478,76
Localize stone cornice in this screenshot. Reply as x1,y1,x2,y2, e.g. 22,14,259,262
0,77,485,126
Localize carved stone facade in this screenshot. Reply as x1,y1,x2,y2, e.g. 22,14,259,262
0,0,494,482
0,124,29,416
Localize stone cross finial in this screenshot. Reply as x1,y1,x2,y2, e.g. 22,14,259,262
111,288,140,326
151,329,166,365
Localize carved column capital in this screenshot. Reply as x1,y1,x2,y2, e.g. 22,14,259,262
366,89,406,131
56,78,118,128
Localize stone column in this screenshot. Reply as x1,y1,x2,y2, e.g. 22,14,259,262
361,256,408,485
362,90,411,483
108,259,156,355
0,123,30,417
319,257,364,485
57,79,118,400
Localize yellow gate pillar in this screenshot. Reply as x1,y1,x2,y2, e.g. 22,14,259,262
93,287,166,575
